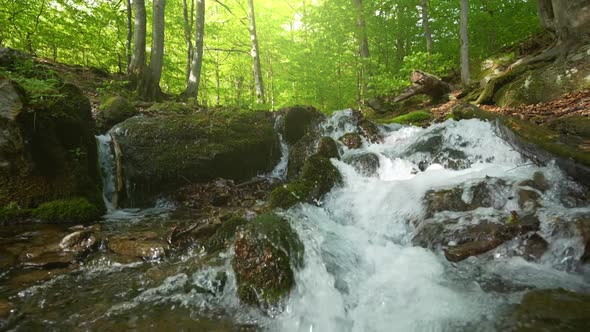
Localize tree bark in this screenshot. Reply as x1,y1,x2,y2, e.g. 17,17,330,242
538,0,590,49
182,0,194,83
393,70,451,103
460,0,470,86
421,0,433,54
128,0,146,86
353,0,370,103
139,0,166,101
248,0,265,103
185,0,205,98
126,0,132,69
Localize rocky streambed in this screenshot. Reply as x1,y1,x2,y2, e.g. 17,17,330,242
1,104,590,331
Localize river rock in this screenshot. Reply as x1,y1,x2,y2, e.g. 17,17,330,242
518,189,541,211
21,251,77,269
96,96,137,133
59,229,98,254
108,233,169,261
520,233,549,261
0,249,16,271
288,135,339,180
414,216,540,262
111,110,280,207
0,300,12,318
279,106,325,145
339,132,363,149
518,171,550,192
344,152,380,177
510,289,590,330
232,214,303,309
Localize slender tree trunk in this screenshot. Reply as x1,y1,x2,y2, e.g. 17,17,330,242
182,0,194,82
248,0,265,103
460,0,470,86
126,0,132,69
128,0,146,86
353,0,370,104
139,0,166,100
185,0,205,98
421,0,433,54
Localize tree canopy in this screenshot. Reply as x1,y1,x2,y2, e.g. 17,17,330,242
0,0,542,110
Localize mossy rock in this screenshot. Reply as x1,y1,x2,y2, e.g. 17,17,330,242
0,73,103,211
279,106,325,145
510,289,590,331
203,216,248,253
287,136,339,180
96,96,137,133
112,110,281,207
270,154,342,209
232,213,303,308
339,132,363,149
31,197,102,223
383,110,432,126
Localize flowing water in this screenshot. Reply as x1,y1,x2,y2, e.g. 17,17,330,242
1,111,589,331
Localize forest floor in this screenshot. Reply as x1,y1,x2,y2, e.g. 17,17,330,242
431,88,590,123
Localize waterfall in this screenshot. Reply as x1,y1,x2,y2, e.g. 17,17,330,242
96,133,119,212
268,114,289,180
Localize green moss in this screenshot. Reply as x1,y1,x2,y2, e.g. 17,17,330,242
32,197,102,223
203,216,247,253
268,180,313,209
387,110,432,125
232,213,303,306
316,137,340,159
0,203,32,223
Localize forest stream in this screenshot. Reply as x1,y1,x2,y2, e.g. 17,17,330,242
1,110,589,331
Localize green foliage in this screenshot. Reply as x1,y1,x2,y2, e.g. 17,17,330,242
0,0,542,111
32,197,102,223
0,59,64,106
387,111,432,125
0,202,32,223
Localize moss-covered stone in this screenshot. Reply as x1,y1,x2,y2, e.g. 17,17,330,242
269,153,342,209
287,136,339,180
339,132,363,149
96,96,137,133
382,110,432,126
32,197,102,223
0,60,103,212
279,105,325,145
111,110,281,207
316,137,340,159
510,289,590,331
203,216,248,253
232,213,303,308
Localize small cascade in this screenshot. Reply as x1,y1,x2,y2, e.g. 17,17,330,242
268,114,290,180
96,133,119,212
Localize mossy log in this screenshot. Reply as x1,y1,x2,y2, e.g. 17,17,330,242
393,70,452,103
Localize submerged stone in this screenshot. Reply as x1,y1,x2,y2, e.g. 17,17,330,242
343,153,380,177
108,234,169,261
339,132,363,149
232,214,303,309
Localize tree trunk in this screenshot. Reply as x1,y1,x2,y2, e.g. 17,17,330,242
182,0,194,83
139,0,166,101
185,0,205,98
126,0,132,69
538,0,590,49
128,0,146,86
421,0,433,54
353,0,370,104
248,0,265,103
392,70,451,103
460,0,470,86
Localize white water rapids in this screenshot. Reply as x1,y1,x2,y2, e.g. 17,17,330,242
265,110,590,331
78,110,590,331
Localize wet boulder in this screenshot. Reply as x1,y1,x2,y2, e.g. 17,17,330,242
0,300,13,319
59,229,98,254
278,106,325,145
518,172,550,193
519,233,549,261
343,152,380,177
232,214,303,309
111,110,281,207
21,251,77,269
339,132,363,149
96,96,137,133
269,153,342,209
510,289,590,331
287,135,339,180
108,232,169,261
413,216,540,262
357,118,383,144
